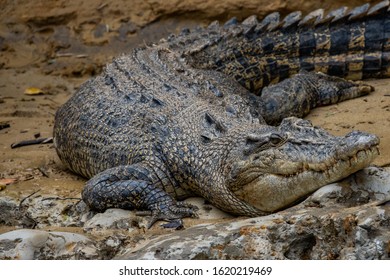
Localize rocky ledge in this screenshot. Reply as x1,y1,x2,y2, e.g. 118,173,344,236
0,166,389,260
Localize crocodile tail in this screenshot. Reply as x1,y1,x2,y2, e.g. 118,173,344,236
184,1,390,93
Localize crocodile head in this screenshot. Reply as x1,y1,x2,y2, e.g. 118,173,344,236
228,117,380,213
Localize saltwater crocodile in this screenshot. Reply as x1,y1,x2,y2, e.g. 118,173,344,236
54,2,387,227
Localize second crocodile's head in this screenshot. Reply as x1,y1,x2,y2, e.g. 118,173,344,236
227,117,380,212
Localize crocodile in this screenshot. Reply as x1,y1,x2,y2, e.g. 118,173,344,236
54,1,388,228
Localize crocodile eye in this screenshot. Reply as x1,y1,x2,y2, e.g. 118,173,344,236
244,132,286,156
296,119,313,127
269,133,285,146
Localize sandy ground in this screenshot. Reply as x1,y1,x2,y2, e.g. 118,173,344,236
0,0,389,235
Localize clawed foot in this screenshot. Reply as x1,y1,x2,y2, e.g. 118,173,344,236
136,202,199,229
314,72,374,105
259,70,375,125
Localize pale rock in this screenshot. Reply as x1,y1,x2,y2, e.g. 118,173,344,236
83,208,148,232
0,229,99,259
116,167,390,260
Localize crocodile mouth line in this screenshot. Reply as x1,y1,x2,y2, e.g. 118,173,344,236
237,145,380,186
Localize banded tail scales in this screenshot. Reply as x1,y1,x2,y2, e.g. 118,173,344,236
186,1,390,93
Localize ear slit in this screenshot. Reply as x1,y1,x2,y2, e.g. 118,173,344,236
244,132,287,155
204,112,227,134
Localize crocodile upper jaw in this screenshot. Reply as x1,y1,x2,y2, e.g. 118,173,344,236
231,119,380,212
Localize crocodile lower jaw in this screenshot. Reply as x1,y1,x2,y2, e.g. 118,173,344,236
234,144,380,213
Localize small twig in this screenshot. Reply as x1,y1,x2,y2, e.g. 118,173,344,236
75,54,88,58
97,2,108,10
23,175,34,181
0,122,10,131
38,167,49,177
56,53,88,58
43,96,60,105
375,196,390,206
41,197,81,202
19,189,41,206
56,52,73,57
11,137,53,149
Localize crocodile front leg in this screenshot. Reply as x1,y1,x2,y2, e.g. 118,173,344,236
82,164,198,228
259,71,374,124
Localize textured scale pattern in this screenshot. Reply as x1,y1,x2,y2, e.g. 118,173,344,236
185,1,390,92
54,1,386,227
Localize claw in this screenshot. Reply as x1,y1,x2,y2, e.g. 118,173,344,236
357,83,375,94
146,202,199,229
160,219,184,229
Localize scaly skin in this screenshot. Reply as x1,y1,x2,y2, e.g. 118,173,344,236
54,2,386,227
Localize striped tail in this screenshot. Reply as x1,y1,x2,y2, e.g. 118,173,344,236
187,1,390,93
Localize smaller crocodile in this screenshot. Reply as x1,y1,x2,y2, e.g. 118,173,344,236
54,2,386,227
